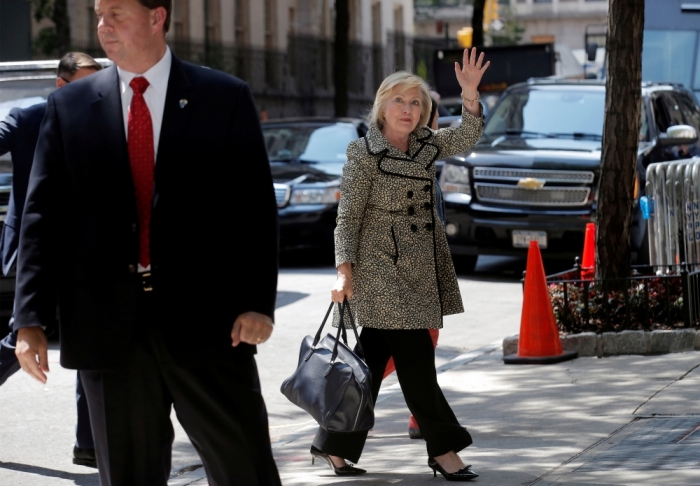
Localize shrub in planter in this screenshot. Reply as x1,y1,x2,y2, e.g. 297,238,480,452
546,266,697,335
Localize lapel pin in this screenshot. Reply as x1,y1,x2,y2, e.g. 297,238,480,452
179,99,188,109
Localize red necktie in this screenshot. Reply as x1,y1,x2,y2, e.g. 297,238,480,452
127,77,154,268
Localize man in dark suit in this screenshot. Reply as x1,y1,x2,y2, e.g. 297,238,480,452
13,0,280,485
0,52,102,468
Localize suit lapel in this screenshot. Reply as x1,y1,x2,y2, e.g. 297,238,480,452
91,66,129,168
153,55,191,208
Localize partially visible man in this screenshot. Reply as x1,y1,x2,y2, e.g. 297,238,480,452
0,52,102,468
14,0,280,485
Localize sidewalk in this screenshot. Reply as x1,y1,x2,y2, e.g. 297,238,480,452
174,342,700,485
264,344,700,486
5,342,699,485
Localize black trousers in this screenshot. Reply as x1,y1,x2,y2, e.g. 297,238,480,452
80,294,280,486
75,372,94,449
312,327,472,464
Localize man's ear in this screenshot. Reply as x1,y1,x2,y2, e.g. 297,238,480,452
151,6,167,32
56,77,67,89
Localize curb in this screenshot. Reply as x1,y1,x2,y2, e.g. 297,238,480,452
503,329,700,358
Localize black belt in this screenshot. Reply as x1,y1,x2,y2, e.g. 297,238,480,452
140,272,153,292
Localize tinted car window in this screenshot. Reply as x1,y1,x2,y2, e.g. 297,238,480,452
0,78,55,120
263,124,358,163
483,89,606,137
676,92,700,133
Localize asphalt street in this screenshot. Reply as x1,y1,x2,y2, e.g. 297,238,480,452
0,255,540,485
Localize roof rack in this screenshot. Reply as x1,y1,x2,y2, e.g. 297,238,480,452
526,77,604,86
641,81,684,88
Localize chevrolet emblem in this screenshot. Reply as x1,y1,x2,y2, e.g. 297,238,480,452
517,178,545,189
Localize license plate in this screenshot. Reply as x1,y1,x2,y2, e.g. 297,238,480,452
512,230,547,249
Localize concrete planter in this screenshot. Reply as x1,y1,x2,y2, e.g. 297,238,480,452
503,328,699,358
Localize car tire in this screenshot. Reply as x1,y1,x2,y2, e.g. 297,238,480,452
452,255,478,274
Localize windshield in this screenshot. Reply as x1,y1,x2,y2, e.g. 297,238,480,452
0,78,56,121
484,89,606,139
263,123,358,163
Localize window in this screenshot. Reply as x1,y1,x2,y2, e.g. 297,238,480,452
484,89,606,138
349,0,361,41
694,35,700,91
87,2,96,47
288,6,295,35
235,0,249,45
676,92,700,134
173,0,189,41
643,30,696,89
394,5,404,33
205,0,220,44
264,0,276,49
372,2,382,44
321,0,330,38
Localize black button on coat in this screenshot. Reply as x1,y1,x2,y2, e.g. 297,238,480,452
333,107,484,329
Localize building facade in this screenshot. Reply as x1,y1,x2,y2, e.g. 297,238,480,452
49,0,411,117
511,0,607,50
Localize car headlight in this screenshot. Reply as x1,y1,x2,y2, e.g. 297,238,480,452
440,164,471,196
289,186,341,205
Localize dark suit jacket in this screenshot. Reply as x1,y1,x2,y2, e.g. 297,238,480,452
14,55,279,370
0,103,47,276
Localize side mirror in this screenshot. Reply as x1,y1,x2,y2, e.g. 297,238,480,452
659,124,699,145
585,43,598,62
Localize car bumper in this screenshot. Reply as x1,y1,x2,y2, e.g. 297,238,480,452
278,203,338,251
443,199,594,260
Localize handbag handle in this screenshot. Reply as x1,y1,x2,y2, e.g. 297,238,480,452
311,300,366,363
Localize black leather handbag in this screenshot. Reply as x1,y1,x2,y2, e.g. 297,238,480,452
280,301,374,432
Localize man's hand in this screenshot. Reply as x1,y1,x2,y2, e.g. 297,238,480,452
231,311,274,347
15,327,49,383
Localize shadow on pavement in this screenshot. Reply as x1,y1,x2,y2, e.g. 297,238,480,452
0,462,98,485
276,291,309,309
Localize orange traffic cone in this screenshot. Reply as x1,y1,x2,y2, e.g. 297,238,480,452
580,223,596,280
503,240,578,364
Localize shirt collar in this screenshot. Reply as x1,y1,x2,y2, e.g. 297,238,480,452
117,47,172,94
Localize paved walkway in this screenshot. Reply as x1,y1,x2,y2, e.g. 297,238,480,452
173,342,700,485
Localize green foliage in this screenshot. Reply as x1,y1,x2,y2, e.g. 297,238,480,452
33,26,58,57
417,60,428,81
487,5,525,46
29,0,53,23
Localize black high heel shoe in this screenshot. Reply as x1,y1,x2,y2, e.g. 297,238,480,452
310,446,366,476
428,458,479,481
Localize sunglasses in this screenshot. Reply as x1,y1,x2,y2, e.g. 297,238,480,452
58,75,71,83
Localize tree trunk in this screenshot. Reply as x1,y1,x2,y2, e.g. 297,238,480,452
53,0,71,56
334,0,349,117
472,0,485,47
595,0,644,282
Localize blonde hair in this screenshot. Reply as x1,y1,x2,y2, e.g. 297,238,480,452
369,71,432,131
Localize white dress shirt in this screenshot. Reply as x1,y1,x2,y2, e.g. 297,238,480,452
117,46,172,158
117,47,172,272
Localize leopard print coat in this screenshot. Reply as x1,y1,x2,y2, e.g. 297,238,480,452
333,106,484,329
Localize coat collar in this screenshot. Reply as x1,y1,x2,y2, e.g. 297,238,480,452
364,124,440,180
365,124,439,165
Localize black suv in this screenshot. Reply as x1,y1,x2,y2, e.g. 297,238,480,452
261,118,368,251
439,80,700,272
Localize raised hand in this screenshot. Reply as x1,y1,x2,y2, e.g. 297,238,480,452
454,47,490,96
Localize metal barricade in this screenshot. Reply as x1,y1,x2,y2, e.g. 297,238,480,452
644,157,700,270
